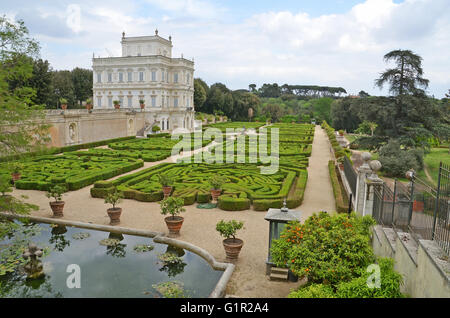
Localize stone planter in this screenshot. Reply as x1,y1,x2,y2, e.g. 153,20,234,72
107,207,122,225
222,238,244,262
164,216,184,237
11,172,21,182
211,189,222,201
49,201,65,218
162,186,172,198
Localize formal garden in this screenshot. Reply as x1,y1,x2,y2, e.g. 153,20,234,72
0,14,448,300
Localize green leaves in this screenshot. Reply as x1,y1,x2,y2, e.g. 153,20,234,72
159,196,185,218
216,220,244,240
270,212,376,286
104,187,123,209
45,184,66,202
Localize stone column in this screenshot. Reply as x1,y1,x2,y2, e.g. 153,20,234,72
355,152,372,215
363,160,384,217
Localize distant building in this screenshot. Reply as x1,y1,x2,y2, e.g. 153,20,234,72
92,30,195,132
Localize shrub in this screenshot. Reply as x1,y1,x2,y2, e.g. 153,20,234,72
46,184,67,202
335,258,404,298
218,194,250,211
288,283,336,298
104,187,123,209
216,220,244,241
158,173,174,187
208,175,227,190
379,140,424,177
160,197,185,219
328,161,349,213
152,125,161,132
270,212,376,286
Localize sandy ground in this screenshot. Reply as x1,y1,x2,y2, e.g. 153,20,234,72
10,125,335,298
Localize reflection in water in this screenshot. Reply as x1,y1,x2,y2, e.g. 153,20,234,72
157,252,187,278
102,232,127,258
1,224,222,298
165,245,185,257
49,225,70,252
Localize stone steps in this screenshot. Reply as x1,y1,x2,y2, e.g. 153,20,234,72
269,267,289,281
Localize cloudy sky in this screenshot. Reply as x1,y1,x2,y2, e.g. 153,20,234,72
2,0,450,97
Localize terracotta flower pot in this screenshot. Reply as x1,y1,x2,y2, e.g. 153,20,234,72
223,238,244,262
86,104,92,110
162,186,172,198
61,104,67,110
140,104,145,110
107,207,122,225
164,216,184,237
49,201,65,218
11,172,21,182
114,104,120,109
211,189,222,201
413,200,424,212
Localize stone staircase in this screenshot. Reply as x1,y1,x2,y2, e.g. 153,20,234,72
269,267,289,281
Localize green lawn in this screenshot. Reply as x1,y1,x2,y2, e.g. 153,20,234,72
417,147,450,186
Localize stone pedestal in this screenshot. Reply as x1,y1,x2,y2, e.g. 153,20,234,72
355,152,372,215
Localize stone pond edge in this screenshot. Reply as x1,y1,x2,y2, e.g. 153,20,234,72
0,212,235,298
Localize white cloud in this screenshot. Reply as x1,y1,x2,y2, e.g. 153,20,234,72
6,0,450,97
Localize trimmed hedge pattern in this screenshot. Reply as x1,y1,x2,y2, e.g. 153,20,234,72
6,153,143,191
90,123,313,211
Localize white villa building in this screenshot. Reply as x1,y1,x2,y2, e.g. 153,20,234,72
92,30,195,132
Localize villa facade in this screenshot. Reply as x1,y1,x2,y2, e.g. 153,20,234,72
92,30,195,132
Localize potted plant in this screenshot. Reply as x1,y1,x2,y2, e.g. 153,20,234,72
10,162,23,182
160,197,185,237
338,129,344,136
46,185,66,218
85,98,93,111
216,220,244,262
209,175,227,201
104,187,123,225
60,98,68,110
113,100,120,109
158,173,174,198
139,99,145,110
152,125,161,134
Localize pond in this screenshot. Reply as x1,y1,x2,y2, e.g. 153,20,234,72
0,223,223,298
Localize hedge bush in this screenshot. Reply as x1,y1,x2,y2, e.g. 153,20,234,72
218,193,251,211
271,212,376,286
328,160,349,213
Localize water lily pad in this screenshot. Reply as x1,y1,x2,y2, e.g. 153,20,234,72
72,232,90,240
133,244,154,253
152,281,185,298
99,238,121,246
157,252,183,265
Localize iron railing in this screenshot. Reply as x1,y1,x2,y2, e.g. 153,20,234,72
372,162,449,255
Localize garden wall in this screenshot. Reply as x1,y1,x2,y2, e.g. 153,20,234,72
372,225,450,298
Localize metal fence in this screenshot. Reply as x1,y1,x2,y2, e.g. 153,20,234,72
372,162,450,255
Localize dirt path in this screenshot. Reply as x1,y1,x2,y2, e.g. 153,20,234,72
9,126,335,298
298,125,336,222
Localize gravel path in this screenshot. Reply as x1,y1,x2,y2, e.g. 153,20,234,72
10,125,336,298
